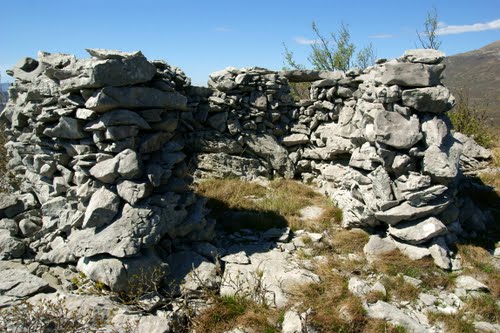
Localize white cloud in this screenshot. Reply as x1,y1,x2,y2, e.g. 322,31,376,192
436,18,500,35
294,36,318,45
215,27,231,32
368,34,394,39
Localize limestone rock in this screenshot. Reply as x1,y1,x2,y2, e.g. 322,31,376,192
77,251,167,291
69,197,187,258
282,133,309,147
165,251,219,292
379,61,444,87
195,153,267,179
349,143,383,171
82,187,121,229
366,301,428,333
402,86,455,113
0,229,25,259
363,235,397,263
455,276,489,291
375,198,449,225
85,86,187,113
403,49,446,64
60,50,156,91
388,217,447,244
374,111,422,149
43,116,87,139
0,269,50,297
85,109,151,130
245,134,295,178
117,180,153,205
89,157,119,184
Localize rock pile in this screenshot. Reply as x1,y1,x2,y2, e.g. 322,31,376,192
185,67,296,179
298,49,465,268
0,47,494,295
0,49,214,290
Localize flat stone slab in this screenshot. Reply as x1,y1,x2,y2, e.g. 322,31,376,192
0,269,50,298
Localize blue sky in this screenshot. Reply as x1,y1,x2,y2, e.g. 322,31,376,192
1,0,499,86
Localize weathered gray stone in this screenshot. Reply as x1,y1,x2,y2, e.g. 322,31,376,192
366,301,428,333
85,109,151,130
429,237,451,269
374,111,422,149
43,116,87,139
69,196,187,258
245,134,295,178
85,86,187,113
402,86,454,113
379,61,444,87
455,276,489,291
117,180,152,205
403,49,446,64
221,249,319,308
369,166,394,202
363,235,397,263
282,310,305,333
82,187,121,229
375,199,449,225
422,115,449,147
0,229,25,259
165,251,219,292
0,269,49,297
0,218,19,236
282,133,309,147
89,157,119,184
423,142,462,184
349,143,383,171
116,149,142,179
388,217,447,244
77,251,167,291
453,132,491,160
60,50,156,91
195,153,267,179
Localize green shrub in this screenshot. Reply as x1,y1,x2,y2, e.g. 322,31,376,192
448,89,494,148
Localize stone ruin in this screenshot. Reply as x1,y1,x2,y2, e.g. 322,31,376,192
0,48,494,293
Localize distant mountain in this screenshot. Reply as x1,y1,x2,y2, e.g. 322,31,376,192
442,41,500,125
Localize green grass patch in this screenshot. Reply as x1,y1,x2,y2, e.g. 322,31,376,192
195,178,342,233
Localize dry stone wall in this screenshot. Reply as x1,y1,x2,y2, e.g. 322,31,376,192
1,49,214,289
0,48,493,288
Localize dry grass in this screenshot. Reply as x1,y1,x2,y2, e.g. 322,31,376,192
374,250,456,290
381,276,420,303
463,293,500,324
457,244,500,298
195,178,342,232
330,229,370,254
192,295,281,333
427,311,476,333
362,320,408,333
292,259,377,333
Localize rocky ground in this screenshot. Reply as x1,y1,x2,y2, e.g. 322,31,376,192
1,177,499,333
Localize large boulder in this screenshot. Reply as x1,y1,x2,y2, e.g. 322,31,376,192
0,269,50,297
374,111,422,149
82,187,121,229
388,217,447,244
77,251,167,291
378,61,444,87
402,86,455,113
59,49,157,91
68,197,187,258
85,86,187,113
245,134,295,178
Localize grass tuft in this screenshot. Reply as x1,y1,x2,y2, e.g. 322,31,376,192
195,178,342,232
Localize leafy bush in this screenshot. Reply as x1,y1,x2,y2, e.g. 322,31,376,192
448,88,495,148
0,298,108,333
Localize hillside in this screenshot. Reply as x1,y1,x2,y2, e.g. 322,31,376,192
443,40,500,125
